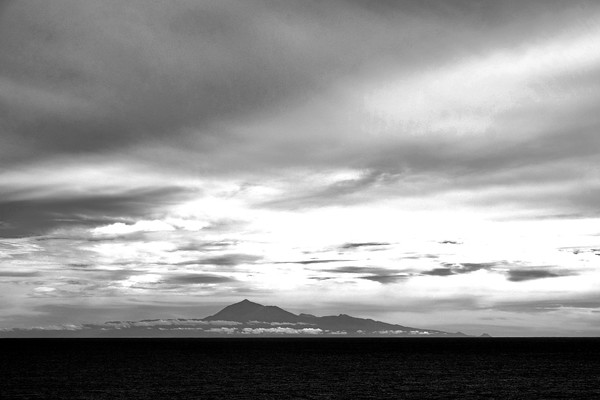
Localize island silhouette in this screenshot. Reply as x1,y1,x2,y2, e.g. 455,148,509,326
0,299,469,337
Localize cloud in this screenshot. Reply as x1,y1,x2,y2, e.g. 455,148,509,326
339,242,391,250
0,186,190,238
92,220,175,236
1,0,311,157
419,263,578,283
2,0,600,336
0,271,39,278
319,266,409,284
496,295,600,313
262,170,397,209
3,0,595,179
506,269,572,282
240,327,323,335
0,0,463,167
162,274,236,285
176,254,261,267
421,262,500,277
257,129,600,213
324,266,401,275
1,0,599,221
16,324,85,332
360,274,409,284
449,262,500,274
169,240,239,252
400,254,439,260
274,259,354,265
104,319,241,329
422,268,455,277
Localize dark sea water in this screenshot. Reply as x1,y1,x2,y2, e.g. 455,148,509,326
1,338,599,399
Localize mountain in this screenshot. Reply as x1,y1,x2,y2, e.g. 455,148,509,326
202,299,451,335
204,299,299,323
0,300,466,337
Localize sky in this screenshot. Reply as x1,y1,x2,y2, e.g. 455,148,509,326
1,0,600,336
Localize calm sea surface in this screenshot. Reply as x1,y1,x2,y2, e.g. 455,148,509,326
1,338,599,399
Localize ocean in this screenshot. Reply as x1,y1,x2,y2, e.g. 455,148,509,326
1,338,599,399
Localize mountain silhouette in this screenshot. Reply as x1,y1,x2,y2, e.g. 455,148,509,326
0,300,466,337
204,299,299,323
203,299,454,336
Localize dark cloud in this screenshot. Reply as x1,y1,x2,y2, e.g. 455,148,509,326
360,274,409,284
324,266,402,275
0,186,190,238
339,242,391,250
400,254,439,260
439,240,461,245
0,0,306,157
421,262,503,277
169,241,239,253
446,262,500,274
274,259,354,265
457,263,496,272
422,268,455,276
63,268,146,283
324,257,502,283
0,0,486,167
66,263,94,268
176,254,261,267
506,269,572,282
320,266,410,284
162,274,236,285
0,271,39,277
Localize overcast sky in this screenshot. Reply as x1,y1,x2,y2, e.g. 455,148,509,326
1,0,600,336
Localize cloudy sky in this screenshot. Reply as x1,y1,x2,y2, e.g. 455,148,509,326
1,0,600,336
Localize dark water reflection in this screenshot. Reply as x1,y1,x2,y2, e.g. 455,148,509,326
2,338,599,399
